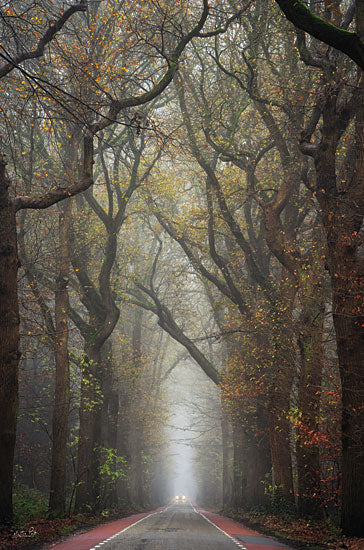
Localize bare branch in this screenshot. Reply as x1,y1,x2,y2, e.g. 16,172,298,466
0,2,87,79
14,135,93,212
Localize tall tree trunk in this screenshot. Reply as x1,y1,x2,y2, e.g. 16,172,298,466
232,421,244,509
117,385,131,506
104,385,119,508
313,84,364,536
49,200,72,516
245,400,271,509
269,400,294,506
0,157,19,525
221,413,232,509
74,345,101,513
97,343,119,509
334,263,364,535
102,348,120,508
296,275,325,518
130,421,145,507
335,78,364,537
129,308,145,507
268,316,295,507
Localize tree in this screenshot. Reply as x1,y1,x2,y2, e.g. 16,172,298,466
0,0,226,524
274,0,364,70
274,0,364,534
0,3,87,524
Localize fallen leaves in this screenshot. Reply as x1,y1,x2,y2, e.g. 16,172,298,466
226,510,364,550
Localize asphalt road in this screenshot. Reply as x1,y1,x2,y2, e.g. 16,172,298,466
88,501,243,550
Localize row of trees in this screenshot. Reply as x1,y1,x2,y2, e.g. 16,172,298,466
0,0,235,524
0,0,363,538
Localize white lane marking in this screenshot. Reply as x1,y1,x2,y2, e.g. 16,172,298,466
89,504,173,550
190,502,247,550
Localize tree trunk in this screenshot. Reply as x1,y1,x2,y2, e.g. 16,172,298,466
104,385,119,508
313,84,364,536
296,274,325,518
130,421,145,507
117,385,131,506
221,413,232,509
0,158,19,525
334,265,364,535
245,400,271,509
97,343,119,509
49,200,72,516
74,346,101,513
232,422,244,509
129,308,145,507
268,314,295,508
269,401,294,508
334,80,364,537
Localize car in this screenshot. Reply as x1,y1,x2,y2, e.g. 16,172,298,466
175,495,187,501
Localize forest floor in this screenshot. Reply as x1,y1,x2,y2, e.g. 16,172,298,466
225,509,364,550
0,509,137,549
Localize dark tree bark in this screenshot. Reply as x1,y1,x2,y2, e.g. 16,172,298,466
296,262,325,518
117,384,131,506
74,346,102,512
274,0,364,70
267,297,296,507
99,343,119,509
49,200,72,516
129,308,145,507
73,295,120,512
268,399,294,505
0,158,19,525
245,400,271,509
231,422,244,509
221,413,232,508
311,89,364,536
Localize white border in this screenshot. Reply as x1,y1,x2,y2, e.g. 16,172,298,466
89,504,172,549
89,502,247,550
191,502,247,550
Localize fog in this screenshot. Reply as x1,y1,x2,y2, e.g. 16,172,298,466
167,360,207,501
1,0,362,541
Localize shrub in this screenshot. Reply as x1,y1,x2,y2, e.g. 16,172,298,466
13,484,48,525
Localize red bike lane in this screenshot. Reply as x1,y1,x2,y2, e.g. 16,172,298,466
47,503,294,550
195,506,294,550
47,505,168,550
